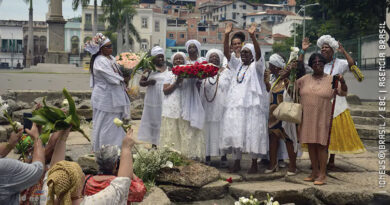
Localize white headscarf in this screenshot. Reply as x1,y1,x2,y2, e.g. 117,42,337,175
151,46,164,57
84,33,111,55
242,43,256,61
269,53,286,69
205,49,224,67
185,40,201,54
170,52,187,65
317,35,339,52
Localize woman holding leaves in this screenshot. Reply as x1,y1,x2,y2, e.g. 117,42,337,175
85,33,130,152
138,46,170,146
221,23,269,173
200,49,232,166
160,52,205,161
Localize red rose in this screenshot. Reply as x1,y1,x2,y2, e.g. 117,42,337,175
226,177,233,183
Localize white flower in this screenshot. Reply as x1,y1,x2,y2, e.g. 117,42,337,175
0,96,4,105
242,198,249,204
270,197,274,202
272,202,280,205
161,161,173,168
113,118,123,127
15,122,22,129
234,202,241,205
0,103,9,118
62,99,69,107
288,47,300,63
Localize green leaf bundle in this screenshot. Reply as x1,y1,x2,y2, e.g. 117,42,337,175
28,88,90,144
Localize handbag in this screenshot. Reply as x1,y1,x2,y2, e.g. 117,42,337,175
272,83,302,124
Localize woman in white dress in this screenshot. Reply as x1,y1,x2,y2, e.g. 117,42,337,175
85,33,131,152
185,39,206,64
221,23,269,173
200,49,231,167
160,52,206,161
138,46,170,146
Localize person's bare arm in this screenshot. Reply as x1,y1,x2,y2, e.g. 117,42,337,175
224,22,233,61
44,131,61,164
117,129,135,178
0,129,23,158
49,128,71,167
139,75,156,87
163,77,182,95
248,23,261,61
338,42,355,67
25,123,45,166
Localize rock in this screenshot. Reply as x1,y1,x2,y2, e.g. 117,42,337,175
1,91,16,101
5,99,18,112
12,109,33,125
220,171,243,182
77,109,93,120
346,95,362,105
159,180,229,202
77,154,98,175
156,162,220,188
77,100,91,109
134,187,171,205
0,125,13,142
131,99,144,120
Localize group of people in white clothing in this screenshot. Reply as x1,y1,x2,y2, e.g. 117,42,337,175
89,22,365,178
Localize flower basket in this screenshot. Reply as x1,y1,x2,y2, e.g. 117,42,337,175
172,61,219,79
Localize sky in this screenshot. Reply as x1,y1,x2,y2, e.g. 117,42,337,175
0,0,102,21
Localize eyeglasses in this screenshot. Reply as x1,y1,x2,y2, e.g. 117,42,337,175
102,44,112,49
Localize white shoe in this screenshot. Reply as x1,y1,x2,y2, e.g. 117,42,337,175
286,170,298,176
264,164,279,174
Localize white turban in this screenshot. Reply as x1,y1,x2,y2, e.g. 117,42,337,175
269,53,286,69
151,46,164,57
185,40,201,54
205,49,224,67
85,33,111,55
170,52,187,65
242,43,256,61
317,35,339,52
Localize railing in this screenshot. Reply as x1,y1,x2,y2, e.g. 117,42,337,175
0,57,25,69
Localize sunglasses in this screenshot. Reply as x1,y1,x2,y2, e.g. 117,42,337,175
102,44,113,49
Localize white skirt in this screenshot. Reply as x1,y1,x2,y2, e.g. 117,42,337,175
221,105,269,155
92,109,126,152
204,121,222,157
160,117,205,160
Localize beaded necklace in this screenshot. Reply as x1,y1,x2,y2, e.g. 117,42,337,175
236,64,249,83
204,74,220,102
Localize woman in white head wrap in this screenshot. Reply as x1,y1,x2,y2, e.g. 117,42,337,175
138,46,170,146
221,23,269,173
199,49,232,166
85,33,130,151
185,39,206,64
316,35,365,169
160,52,206,161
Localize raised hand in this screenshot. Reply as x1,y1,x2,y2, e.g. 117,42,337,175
247,23,257,35
8,128,23,146
225,22,233,34
25,123,41,141
122,128,135,148
337,41,346,53
302,37,311,51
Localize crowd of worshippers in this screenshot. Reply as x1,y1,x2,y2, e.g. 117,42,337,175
0,23,366,204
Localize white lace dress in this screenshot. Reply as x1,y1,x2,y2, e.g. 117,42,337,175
160,68,205,160
138,69,170,145
200,68,232,156
221,55,269,155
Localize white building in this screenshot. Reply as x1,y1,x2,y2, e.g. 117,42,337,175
132,8,167,52
0,20,24,69
81,5,106,44
272,15,306,37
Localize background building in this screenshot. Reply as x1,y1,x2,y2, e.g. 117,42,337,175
0,20,24,69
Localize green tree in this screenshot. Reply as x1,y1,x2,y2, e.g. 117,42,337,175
272,37,294,57
101,0,140,54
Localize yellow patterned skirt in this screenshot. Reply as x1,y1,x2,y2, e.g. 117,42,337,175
301,109,366,154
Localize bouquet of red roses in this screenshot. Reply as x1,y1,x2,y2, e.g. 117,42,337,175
172,61,219,79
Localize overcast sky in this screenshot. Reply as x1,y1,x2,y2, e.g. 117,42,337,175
0,0,102,21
